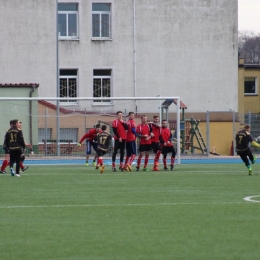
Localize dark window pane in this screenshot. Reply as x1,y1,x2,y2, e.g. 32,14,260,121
92,14,100,37
68,14,77,36
60,70,77,76
93,70,111,76
101,14,109,37
60,79,68,98
102,79,111,102
69,79,77,97
58,3,78,11
58,14,67,36
92,3,110,11
93,79,102,102
244,78,255,94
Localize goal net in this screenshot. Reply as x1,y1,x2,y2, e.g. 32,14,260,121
0,97,181,165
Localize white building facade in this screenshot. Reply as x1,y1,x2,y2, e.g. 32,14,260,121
0,0,238,112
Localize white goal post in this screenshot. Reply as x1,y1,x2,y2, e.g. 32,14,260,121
0,97,181,165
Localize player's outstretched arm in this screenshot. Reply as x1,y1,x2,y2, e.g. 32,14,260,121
25,143,32,149
251,141,260,148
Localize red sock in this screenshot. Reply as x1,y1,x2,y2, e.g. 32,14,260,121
129,155,136,165
163,158,167,167
124,156,129,165
144,157,149,168
99,158,103,166
20,161,24,169
112,162,115,168
154,150,162,162
154,150,161,165
120,162,123,168
171,157,175,165
137,156,142,167
1,160,8,171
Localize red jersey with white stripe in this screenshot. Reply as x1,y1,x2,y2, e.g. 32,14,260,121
160,127,173,147
79,128,101,143
136,124,152,145
126,119,136,142
112,119,127,140
150,123,161,142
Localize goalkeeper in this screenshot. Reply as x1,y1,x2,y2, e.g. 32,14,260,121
235,124,260,175
77,124,102,166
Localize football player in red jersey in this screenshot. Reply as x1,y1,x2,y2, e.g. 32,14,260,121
77,124,102,166
136,115,152,171
111,111,128,171
160,120,176,170
150,115,162,171
123,112,137,171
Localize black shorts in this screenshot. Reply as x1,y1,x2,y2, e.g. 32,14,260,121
114,139,126,151
3,146,10,155
151,142,161,153
162,146,176,156
97,150,107,157
139,144,152,152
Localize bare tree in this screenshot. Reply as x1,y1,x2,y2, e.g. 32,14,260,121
238,30,260,63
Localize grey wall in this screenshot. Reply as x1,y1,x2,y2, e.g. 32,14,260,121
0,0,238,112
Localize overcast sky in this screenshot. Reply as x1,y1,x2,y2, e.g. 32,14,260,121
238,0,260,33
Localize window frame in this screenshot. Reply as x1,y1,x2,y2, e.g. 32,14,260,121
92,4,111,40
38,128,52,144
58,4,79,40
59,69,78,104
60,128,78,143
93,69,112,104
244,77,258,96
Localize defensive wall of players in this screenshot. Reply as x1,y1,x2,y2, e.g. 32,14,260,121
0,100,241,156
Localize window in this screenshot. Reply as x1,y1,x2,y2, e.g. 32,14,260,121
60,69,78,103
92,3,111,39
93,70,111,102
60,128,78,143
38,128,52,143
244,77,258,95
58,3,78,39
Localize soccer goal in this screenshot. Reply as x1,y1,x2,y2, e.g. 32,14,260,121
0,97,181,164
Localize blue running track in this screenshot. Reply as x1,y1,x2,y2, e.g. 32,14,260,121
24,157,244,165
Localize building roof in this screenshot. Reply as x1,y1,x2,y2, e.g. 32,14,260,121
238,59,260,69
0,83,39,87
161,99,187,109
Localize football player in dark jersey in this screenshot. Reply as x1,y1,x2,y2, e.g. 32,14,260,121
94,125,112,174
235,124,260,175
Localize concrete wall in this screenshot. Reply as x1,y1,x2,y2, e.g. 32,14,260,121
0,86,39,146
0,0,238,113
0,0,57,97
134,0,238,112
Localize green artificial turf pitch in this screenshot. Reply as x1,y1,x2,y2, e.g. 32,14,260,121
1,164,260,260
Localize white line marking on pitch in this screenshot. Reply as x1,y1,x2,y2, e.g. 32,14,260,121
0,201,246,209
243,195,260,203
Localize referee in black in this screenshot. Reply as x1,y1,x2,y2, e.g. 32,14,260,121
5,119,26,177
